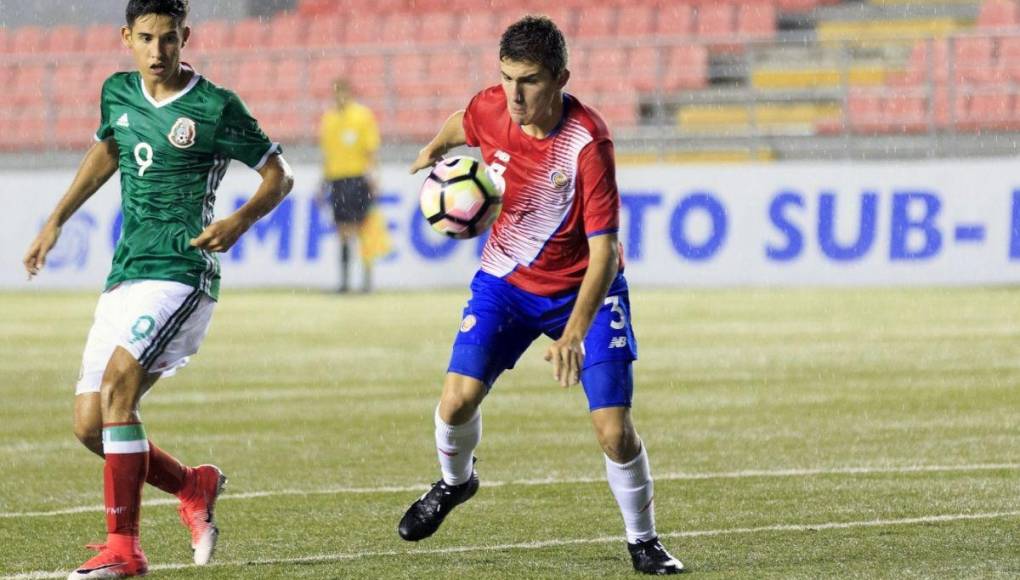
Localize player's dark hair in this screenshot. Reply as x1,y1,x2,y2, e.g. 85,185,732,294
126,0,189,28
499,15,568,78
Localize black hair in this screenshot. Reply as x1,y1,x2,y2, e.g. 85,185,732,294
499,15,568,78
126,0,189,28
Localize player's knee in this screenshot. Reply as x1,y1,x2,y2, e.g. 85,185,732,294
594,420,640,463
72,421,102,454
439,376,485,424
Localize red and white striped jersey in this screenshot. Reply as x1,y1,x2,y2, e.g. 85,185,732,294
462,85,623,296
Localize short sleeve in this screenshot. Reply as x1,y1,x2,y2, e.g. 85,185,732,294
95,78,114,141
214,91,281,170
578,138,619,237
462,92,482,147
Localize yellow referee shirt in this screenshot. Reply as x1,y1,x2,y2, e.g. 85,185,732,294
320,102,380,180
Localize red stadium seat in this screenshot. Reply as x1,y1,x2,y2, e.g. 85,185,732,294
418,12,458,45
655,4,693,37
392,53,431,97
774,0,821,12
580,47,629,92
696,4,736,41
44,25,83,54
310,56,348,98
190,20,232,52
348,55,387,98
953,37,996,85
736,3,776,41
0,106,47,151
233,58,276,103
54,104,97,149
977,0,1019,29
589,90,640,128
268,14,306,48
81,24,122,53
0,27,9,53
274,58,309,100
230,18,269,50
305,15,344,48
576,7,617,38
664,44,709,90
996,36,1020,82
456,12,497,45
381,14,419,46
9,26,47,54
53,63,92,104
884,91,928,133
11,64,47,106
346,13,382,45
616,5,654,38
847,88,885,133
628,46,666,92
958,86,1013,131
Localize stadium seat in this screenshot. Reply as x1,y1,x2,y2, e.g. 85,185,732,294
0,106,47,151
273,58,308,100
54,104,97,149
615,5,654,37
52,63,92,104
575,7,617,38
695,4,736,41
80,24,122,53
977,0,1019,29
588,90,640,128
348,55,388,98
230,18,268,50
381,14,419,46
456,12,497,44
958,87,1013,131
345,13,382,45
11,65,47,106
655,4,694,36
663,44,709,90
0,27,8,53
884,91,929,133
736,3,776,41
267,14,306,48
953,37,996,85
417,12,458,45
43,25,83,54
305,15,344,48
9,26,47,54
580,47,629,92
847,88,885,133
310,56,348,98
391,53,432,97
995,36,1020,81
189,20,231,52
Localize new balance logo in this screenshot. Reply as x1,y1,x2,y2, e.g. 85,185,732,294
116,113,130,127
609,336,628,349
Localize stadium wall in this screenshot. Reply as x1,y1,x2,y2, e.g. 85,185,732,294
4,160,1019,291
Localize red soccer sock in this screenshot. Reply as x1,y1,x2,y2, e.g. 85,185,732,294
146,441,191,496
102,423,150,538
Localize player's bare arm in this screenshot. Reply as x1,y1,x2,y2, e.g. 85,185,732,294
190,154,294,252
23,138,120,278
544,232,620,387
409,110,467,174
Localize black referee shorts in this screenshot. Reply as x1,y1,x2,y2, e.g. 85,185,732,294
328,176,372,224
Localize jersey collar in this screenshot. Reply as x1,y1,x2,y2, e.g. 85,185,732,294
139,63,201,108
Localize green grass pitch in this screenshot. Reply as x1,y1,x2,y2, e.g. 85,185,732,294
1,288,1018,578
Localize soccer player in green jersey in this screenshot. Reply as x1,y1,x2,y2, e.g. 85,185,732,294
22,1,293,577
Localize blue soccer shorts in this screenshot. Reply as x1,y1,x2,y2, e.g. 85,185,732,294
447,270,638,410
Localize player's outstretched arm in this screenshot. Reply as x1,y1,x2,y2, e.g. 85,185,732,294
544,233,620,387
23,138,119,279
409,110,467,174
190,154,294,253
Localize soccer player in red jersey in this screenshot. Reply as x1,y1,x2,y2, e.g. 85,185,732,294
397,16,684,575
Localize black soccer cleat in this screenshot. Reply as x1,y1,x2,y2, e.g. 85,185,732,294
628,536,685,575
398,469,479,541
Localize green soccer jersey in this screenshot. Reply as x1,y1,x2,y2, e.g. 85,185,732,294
95,65,280,300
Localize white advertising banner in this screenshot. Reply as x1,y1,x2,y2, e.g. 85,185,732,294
3,159,1019,290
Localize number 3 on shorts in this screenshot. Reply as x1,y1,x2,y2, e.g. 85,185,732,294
604,295,626,330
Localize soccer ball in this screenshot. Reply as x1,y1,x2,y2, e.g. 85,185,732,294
419,156,502,239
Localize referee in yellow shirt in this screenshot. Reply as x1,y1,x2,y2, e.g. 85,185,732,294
319,78,381,293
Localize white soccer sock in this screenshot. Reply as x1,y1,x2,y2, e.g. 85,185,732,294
605,443,657,543
434,406,481,486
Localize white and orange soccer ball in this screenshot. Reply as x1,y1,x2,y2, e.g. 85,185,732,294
419,156,503,239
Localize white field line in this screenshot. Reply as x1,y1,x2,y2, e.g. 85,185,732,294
2,462,1017,519
3,510,1019,580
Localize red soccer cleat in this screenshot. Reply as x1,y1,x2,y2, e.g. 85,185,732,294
176,464,227,565
67,543,148,579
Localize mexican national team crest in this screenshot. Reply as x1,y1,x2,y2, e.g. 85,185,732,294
167,117,197,149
